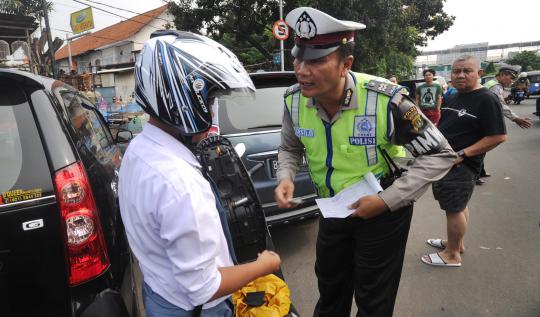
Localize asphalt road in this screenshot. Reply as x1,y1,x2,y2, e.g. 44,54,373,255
270,97,540,317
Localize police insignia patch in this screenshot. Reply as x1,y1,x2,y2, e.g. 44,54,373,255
365,80,400,96
295,11,317,39
402,106,425,132
284,83,300,97
343,88,353,107
349,116,376,145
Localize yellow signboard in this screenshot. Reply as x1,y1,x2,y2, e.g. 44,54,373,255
70,7,94,34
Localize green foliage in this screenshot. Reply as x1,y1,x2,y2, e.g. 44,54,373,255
484,62,497,75
168,0,454,75
0,0,53,19
506,51,540,71
168,0,290,70
313,0,453,76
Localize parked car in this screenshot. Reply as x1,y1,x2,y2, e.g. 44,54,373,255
0,69,141,317
218,71,319,226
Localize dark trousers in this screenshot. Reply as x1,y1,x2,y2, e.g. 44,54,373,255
313,205,413,317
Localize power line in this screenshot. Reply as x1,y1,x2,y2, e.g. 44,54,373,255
51,27,145,45
72,0,174,24
70,0,163,31
54,0,125,20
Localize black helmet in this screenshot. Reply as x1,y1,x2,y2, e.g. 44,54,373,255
135,30,255,136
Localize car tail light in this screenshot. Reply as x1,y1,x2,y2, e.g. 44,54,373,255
54,162,110,286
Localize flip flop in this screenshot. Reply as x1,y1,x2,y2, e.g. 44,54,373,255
421,252,461,267
427,238,465,253
426,238,445,249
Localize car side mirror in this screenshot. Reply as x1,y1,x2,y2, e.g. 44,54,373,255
115,129,133,143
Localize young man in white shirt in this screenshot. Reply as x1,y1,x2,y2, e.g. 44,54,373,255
119,30,280,317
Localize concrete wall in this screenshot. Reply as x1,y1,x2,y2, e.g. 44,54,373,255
132,11,174,52
114,71,135,102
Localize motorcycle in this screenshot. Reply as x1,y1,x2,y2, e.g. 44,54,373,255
512,87,525,105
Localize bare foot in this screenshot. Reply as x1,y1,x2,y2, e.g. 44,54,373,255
440,239,466,253
437,250,462,265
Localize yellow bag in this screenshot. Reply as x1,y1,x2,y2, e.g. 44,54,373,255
232,274,291,317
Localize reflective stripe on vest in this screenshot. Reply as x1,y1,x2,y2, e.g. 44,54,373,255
365,89,378,166
285,72,405,198
484,79,499,90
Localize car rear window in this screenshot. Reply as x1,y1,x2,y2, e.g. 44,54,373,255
0,81,53,202
219,87,286,134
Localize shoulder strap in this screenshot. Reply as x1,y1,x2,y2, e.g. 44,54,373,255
284,83,300,98
365,80,402,97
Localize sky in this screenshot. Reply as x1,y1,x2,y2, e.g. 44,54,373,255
46,0,540,51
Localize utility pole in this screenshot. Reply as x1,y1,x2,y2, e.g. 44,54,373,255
279,0,284,71
42,0,56,78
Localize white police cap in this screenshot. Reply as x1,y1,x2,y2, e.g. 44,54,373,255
499,64,521,79
285,7,366,60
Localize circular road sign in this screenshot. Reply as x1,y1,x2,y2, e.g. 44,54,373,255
272,20,289,41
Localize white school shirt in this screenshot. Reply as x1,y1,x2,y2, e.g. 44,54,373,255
118,123,233,310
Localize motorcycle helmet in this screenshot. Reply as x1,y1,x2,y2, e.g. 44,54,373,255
519,72,528,78
135,30,255,136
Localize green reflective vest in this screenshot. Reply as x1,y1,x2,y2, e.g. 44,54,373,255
484,79,499,90
284,72,405,198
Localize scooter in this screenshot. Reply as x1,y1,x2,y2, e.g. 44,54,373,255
513,88,525,105
196,135,300,317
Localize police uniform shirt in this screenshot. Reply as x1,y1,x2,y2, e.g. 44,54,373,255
440,87,507,175
486,82,519,120
118,123,233,310
277,73,457,211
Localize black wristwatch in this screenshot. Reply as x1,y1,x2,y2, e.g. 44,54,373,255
457,149,466,158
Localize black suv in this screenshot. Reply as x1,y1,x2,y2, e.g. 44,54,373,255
0,69,140,317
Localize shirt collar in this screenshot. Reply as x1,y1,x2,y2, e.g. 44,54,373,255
306,72,358,110
141,123,201,169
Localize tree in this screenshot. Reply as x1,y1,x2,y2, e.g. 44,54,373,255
168,0,294,70
506,51,540,72
484,62,497,75
0,0,53,20
312,0,454,77
167,0,454,75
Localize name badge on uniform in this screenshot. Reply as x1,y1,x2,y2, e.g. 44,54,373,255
349,116,376,146
294,127,315,138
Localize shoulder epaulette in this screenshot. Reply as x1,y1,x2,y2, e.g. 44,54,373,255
284,83,300,97
364,80,404,96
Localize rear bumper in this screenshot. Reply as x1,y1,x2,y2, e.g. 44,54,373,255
80,289,130,317
266,204,319,226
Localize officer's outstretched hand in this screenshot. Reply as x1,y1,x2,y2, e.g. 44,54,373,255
349,195,389,219
513,117,532,129
274,179,296,209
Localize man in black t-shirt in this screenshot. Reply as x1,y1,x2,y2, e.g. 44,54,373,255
422,55,507,267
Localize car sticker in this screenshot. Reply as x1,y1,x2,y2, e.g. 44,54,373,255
1,188,43,204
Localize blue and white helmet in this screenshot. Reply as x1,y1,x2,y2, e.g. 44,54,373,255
135,30,255,135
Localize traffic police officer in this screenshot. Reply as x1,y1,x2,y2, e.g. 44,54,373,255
481,65,531,183
484,65,532,129
274,7,456,317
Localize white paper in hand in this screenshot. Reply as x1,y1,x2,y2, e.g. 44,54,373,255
315,172,383,218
